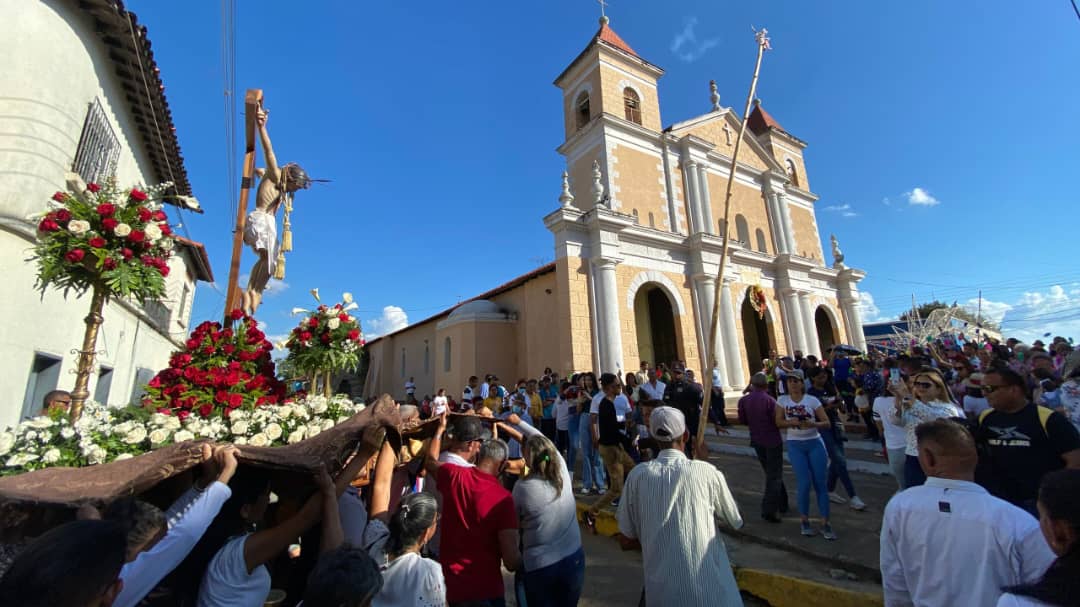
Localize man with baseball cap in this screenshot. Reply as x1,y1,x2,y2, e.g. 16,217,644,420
616,406,744,606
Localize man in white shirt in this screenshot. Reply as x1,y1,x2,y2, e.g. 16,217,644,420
462,375,480,410
880,419,1054,607
640,368,666,401
617,407,744,607
404,377,416,401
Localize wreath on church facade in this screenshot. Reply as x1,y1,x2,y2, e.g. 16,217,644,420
749,285,768,319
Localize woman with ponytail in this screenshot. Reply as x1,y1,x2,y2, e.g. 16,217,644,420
509,421,585,606
363,440,446,607
997,469,1080,607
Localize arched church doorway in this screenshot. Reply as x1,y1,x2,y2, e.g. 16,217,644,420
741,290,774,376
815,307,839,355
633,286,679,367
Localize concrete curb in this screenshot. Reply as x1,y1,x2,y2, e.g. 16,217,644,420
575,503,883,607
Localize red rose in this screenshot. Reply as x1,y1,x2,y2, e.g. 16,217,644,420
152,210,167,221
86,182,101,193
88,236,106,248
158,265,169,277
101,218,118,231
160,224,172,236
156,407,171,416
121,248,134,260
52,191,66,202
300,331,312,342
129,188,148,202
228,393,243,408
147,375,162,389
96,203,116,217
137,207,152,222
65,249,85,263
141,255,154,266
198,403,213,418
348,329,360,341
230,309,245,321
320,333,331,344
335,303,343,310
177,410,190,422
129,230,145,243
202,345,215,356
103,258,118,271
38,219,60,232
185,338,200,350
55,209,72,222
223,344,236,355
339,313,349,322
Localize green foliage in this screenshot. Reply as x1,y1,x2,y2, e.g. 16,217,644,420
900,300,1000,330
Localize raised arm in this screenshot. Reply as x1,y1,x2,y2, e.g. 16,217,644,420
369,440,397,524
336,426,386,497
255,109,281,184
422,412,449,477
317,467,343,554
242,471,327,574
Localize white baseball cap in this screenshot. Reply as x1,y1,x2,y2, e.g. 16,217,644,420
650,406,686,441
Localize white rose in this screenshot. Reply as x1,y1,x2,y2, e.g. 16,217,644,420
320,418,335,432
113,453,134,462
230,410,248,422
173,430,195,443
113,222,132,237
342,292,353,304
123,426,147,445
68,219,90,235
165,416,182,431
24,431,37,442
5,453,38,467
42,448,61,464
327,317,341,330
0,432,15,456
25,417,54,429
310,399,328,415
148,429,168,445
231,421,249,436
278,406,293,419
114,422,134,436
323,308,337,318
144,223,163,242
264,423,283,441
38,431,52,444
233,436,248,446
88,446,107,465
287,429,306,444
60,427,75,440
306,423,322,438
249,433,269,447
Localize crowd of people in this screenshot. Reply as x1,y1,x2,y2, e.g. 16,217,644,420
3,333,1079,607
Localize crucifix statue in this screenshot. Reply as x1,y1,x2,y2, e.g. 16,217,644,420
242,107,311,314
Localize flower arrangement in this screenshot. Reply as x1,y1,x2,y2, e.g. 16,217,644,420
285,291,364,394
33,178,176,302
0,395,365,476
142,310,287,419
749,284,768,319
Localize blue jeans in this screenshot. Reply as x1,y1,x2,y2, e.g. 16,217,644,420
786,438,830,519
578,414,606,491
523,546,586,607
566,413,580,473
821,429,856,498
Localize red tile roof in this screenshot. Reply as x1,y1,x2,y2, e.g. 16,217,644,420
597,22,638,57
174,236,214,283
747,100,784,135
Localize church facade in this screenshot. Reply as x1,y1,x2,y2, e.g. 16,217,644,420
364,18,867,400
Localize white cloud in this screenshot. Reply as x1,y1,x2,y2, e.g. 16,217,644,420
822,203,857,218
905,187,940,207
974,285,1080,343
670,17,719,63
365,306,409,338
841,211,858,217
858,291,882,322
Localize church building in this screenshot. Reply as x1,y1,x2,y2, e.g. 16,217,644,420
364,17,868,400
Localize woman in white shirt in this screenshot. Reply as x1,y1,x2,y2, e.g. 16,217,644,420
889,370,961,488
363,440,446,607
773,369,837,540
997,469,1080,607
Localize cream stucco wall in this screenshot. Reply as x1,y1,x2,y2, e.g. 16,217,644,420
788,205,824,262
557,256,596,374
491,271,560,378
611,145,666,228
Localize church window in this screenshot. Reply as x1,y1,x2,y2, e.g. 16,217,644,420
623,88,642,125
785,159,800,187
755,228,768,253
443,338,452,372
632,208,639,223
648,212,655,228
575,93,591,129
735,214,750,245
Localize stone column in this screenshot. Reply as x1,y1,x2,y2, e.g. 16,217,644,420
782,289,807,354
799,291,821,358
765,192,788,254
839,294,866,352
593,257,624,375
697,163,715,235
692,275,725,383
720,281,745,388
776,191,797,255
683,160,702,234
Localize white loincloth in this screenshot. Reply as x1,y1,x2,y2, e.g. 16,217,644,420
243,209,278,274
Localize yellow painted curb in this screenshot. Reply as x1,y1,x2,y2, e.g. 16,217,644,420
575,502,883,607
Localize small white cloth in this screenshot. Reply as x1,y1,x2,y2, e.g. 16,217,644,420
243,209,278,274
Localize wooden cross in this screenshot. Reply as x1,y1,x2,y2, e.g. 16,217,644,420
223,89,263,322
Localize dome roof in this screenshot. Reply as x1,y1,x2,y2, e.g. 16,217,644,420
447,299,501,320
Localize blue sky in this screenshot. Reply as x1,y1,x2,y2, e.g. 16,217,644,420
129,0,1080,346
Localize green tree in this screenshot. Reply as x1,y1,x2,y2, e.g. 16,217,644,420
900,300,999,330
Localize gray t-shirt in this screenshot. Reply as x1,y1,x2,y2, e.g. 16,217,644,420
511,422,582,572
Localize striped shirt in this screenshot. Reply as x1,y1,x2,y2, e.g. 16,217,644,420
616,449,745,607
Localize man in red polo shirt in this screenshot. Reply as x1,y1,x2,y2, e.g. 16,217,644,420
425,413,520,606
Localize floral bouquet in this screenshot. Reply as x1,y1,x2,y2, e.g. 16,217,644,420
749,284,768,319
33,178,176,301
285,291,364,389
142,309,286,419
0,395,365,476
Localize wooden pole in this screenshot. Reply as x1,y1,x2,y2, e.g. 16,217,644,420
223,89,263,323
70,284,106,421
697,30,771,449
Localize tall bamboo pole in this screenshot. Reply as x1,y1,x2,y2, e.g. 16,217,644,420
697,29,771,448
70,284,106,421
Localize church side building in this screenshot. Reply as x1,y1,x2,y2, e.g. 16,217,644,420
0,0,212,427
364,17,867,400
